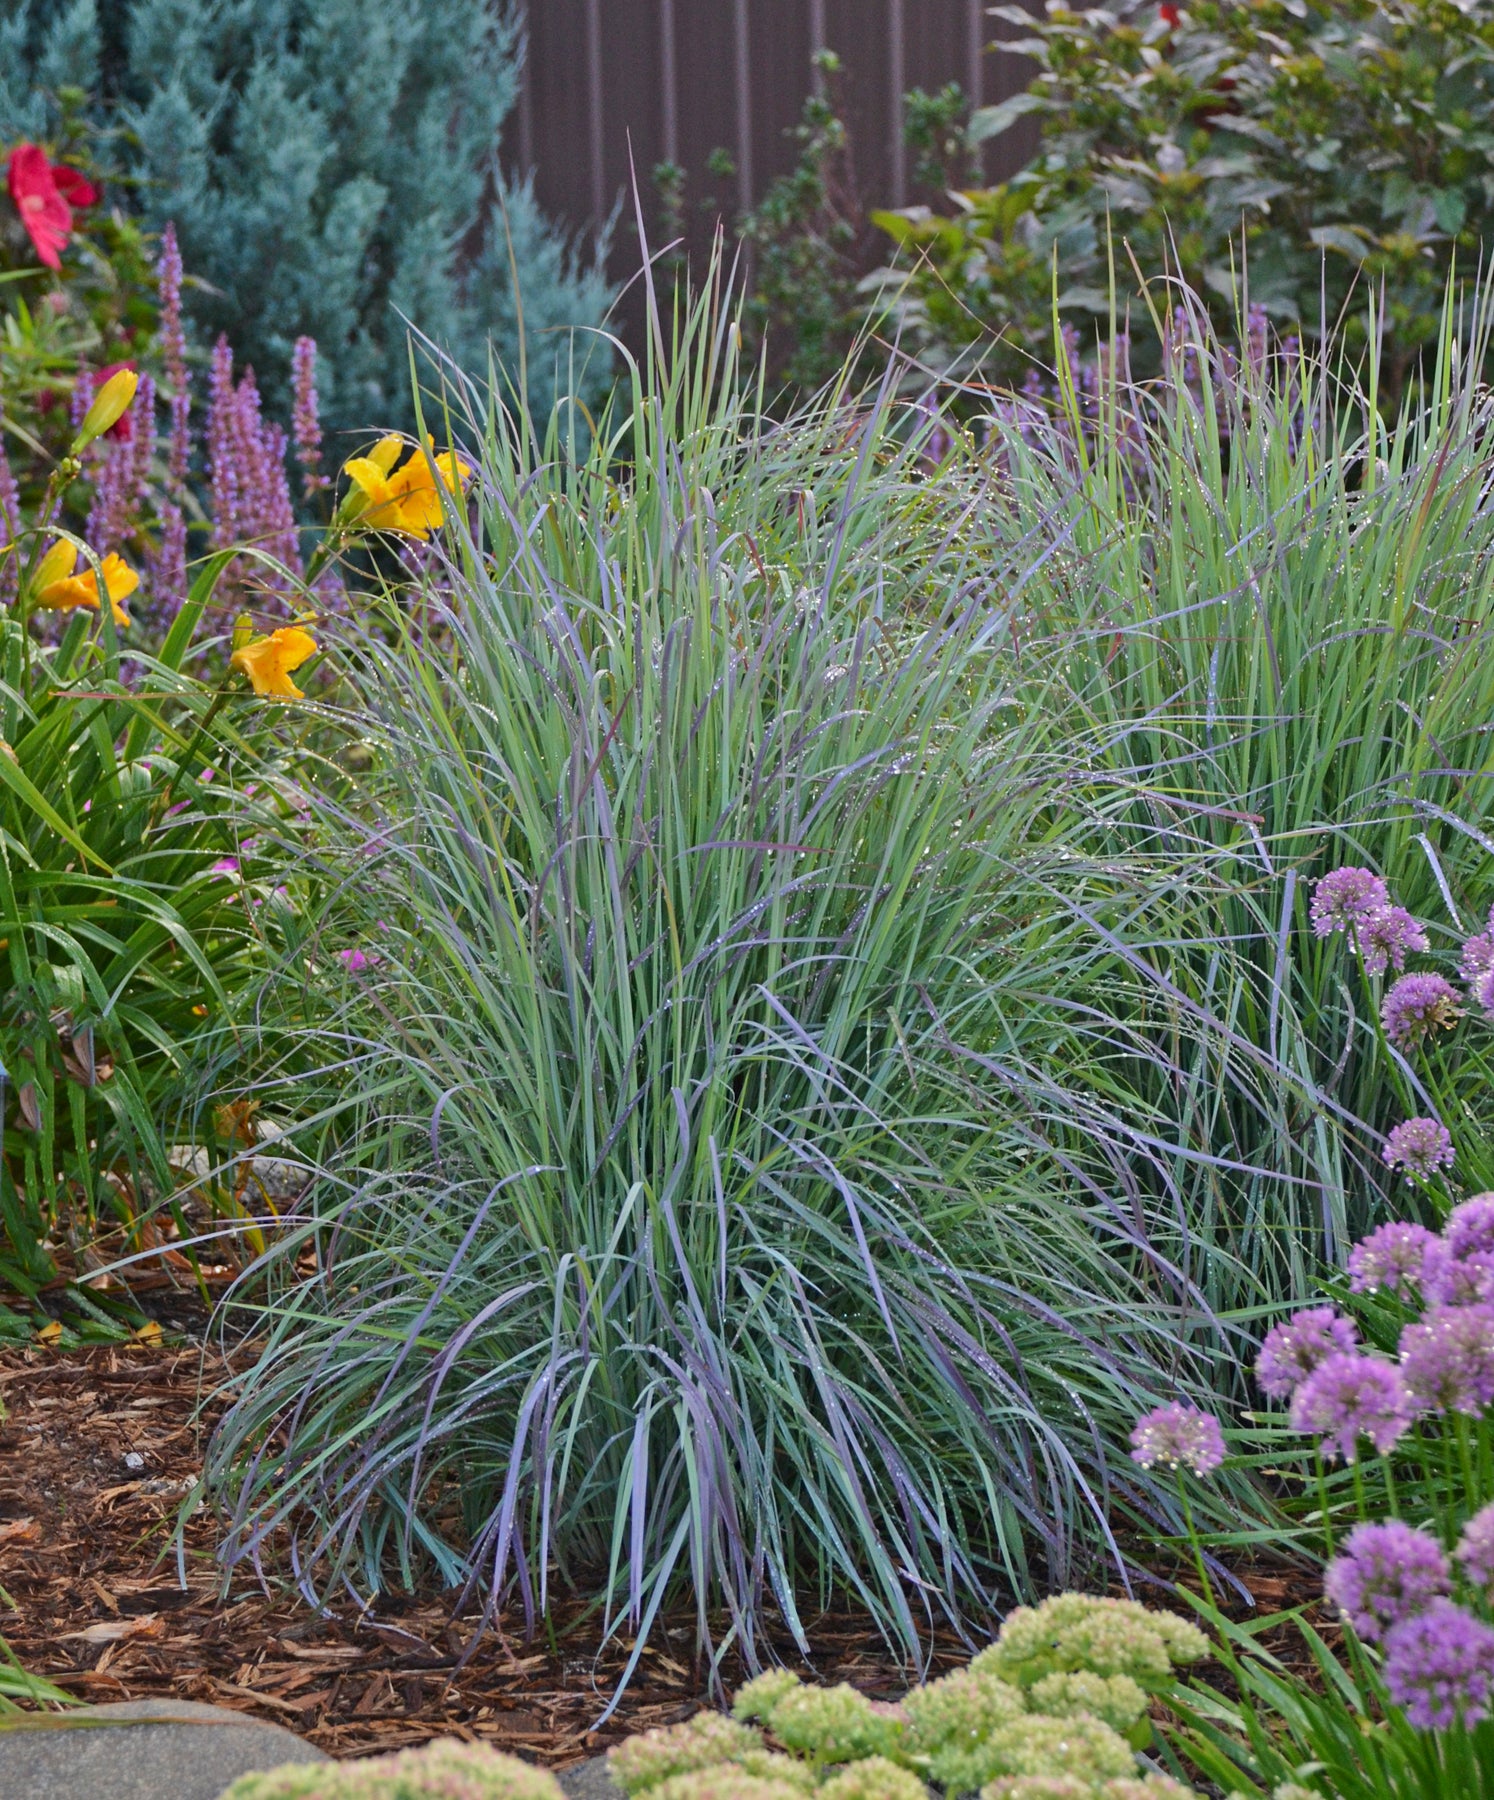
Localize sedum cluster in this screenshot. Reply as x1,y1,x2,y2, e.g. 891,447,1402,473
219,1739,566,1799
610,1597,1212,1800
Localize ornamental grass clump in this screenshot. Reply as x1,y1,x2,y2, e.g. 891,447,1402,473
204,263,1306,1675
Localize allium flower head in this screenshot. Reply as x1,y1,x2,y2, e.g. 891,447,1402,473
1423,1242,1494,1309
1255,1307,1358,1399
608,1716,763,1796
1381,974,1461,1049
1348,1221,1439,1295
1382,1598,1494,1729
1128,1404,1226,1475
1288,1352,1411,1460
1399,1304,1494,1414
1356,906,1428,977
1382,1117,1456,1184
1455,1503,1494,1603
1446,1194,1494,1263
1310,866,1389,937
1460,912,1494,985
1324,1521,1450,1640
1473,967,1494,1020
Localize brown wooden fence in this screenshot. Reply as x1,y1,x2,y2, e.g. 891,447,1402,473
507,1,1038,276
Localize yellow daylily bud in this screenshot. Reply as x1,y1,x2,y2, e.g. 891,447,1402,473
231,625,319,700
75,368,140,450
32,538,79,595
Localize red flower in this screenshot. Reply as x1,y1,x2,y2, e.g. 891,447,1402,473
51,165,100,209
6,144,72,270
1159,3,1181,23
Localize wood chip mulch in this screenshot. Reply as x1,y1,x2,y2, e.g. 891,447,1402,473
0,1343,969,1764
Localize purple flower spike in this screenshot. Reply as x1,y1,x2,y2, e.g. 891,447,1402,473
1288,1352,1411,1461
1357,906,1429,977
1382,974,1461,1049
1325,1521,1450,1641
292,335,327,497
1128,1403,1226,1475
1400,1305,1494,1415
1348,1221,1440,1295
1311,866,1390,938
1382,1118,1455,1183
1383,1599,1494,1729
1256,1306,1358,1399
1456,1504,1494,1601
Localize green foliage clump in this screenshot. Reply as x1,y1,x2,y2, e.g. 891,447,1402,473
613,1603,1211,1800
973,1598,1209,1694
609,1718,769,1796
219,1738,566,1799
2,0,612,433
875,0,1494,396
903,1670,1028,1792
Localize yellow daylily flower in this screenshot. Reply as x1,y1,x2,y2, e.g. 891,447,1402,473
34,543,137,627
341,436,472,539
231,625,319,699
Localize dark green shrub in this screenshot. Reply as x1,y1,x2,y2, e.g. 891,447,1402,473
876,0,1494,397
1,0,613,434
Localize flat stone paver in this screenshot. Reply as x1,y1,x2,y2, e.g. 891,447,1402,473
0,1696,328,1799
557,1754,622,1800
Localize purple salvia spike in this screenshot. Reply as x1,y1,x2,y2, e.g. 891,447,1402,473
207,335,242,552
291,335,326,496
151,500,189,628
158,225,192,496
0,444,18,604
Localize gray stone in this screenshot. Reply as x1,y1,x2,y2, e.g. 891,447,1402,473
556,1753,623,1800
0,1696,328,1799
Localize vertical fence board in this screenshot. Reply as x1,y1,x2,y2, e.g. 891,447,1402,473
510,0,1039,338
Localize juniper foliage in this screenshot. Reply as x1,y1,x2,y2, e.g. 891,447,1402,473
1,0,613,436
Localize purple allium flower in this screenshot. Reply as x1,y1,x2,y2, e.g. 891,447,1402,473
1423,1244,1494,1309
1399,1305,1494,1415
1447,1195,1494,1262
1457,1503,1494,1601
1383,1599,1494,1729
1349,1221,1440,1294
1324,1521,1450,1641
1357,906,1429,977
1256,1306,1359,1399
1473,967,1494,1020
1310,867,1390,938
1460,911,1494,983
1382,974,1462,1049
1383,1117,1456,1183
1288,1352,1412,1460
1128,1403,1226,1475
291,335,327,497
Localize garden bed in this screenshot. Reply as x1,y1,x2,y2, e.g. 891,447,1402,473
0,1344,971,1761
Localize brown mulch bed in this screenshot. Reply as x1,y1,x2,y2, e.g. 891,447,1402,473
0,1342,972,1763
